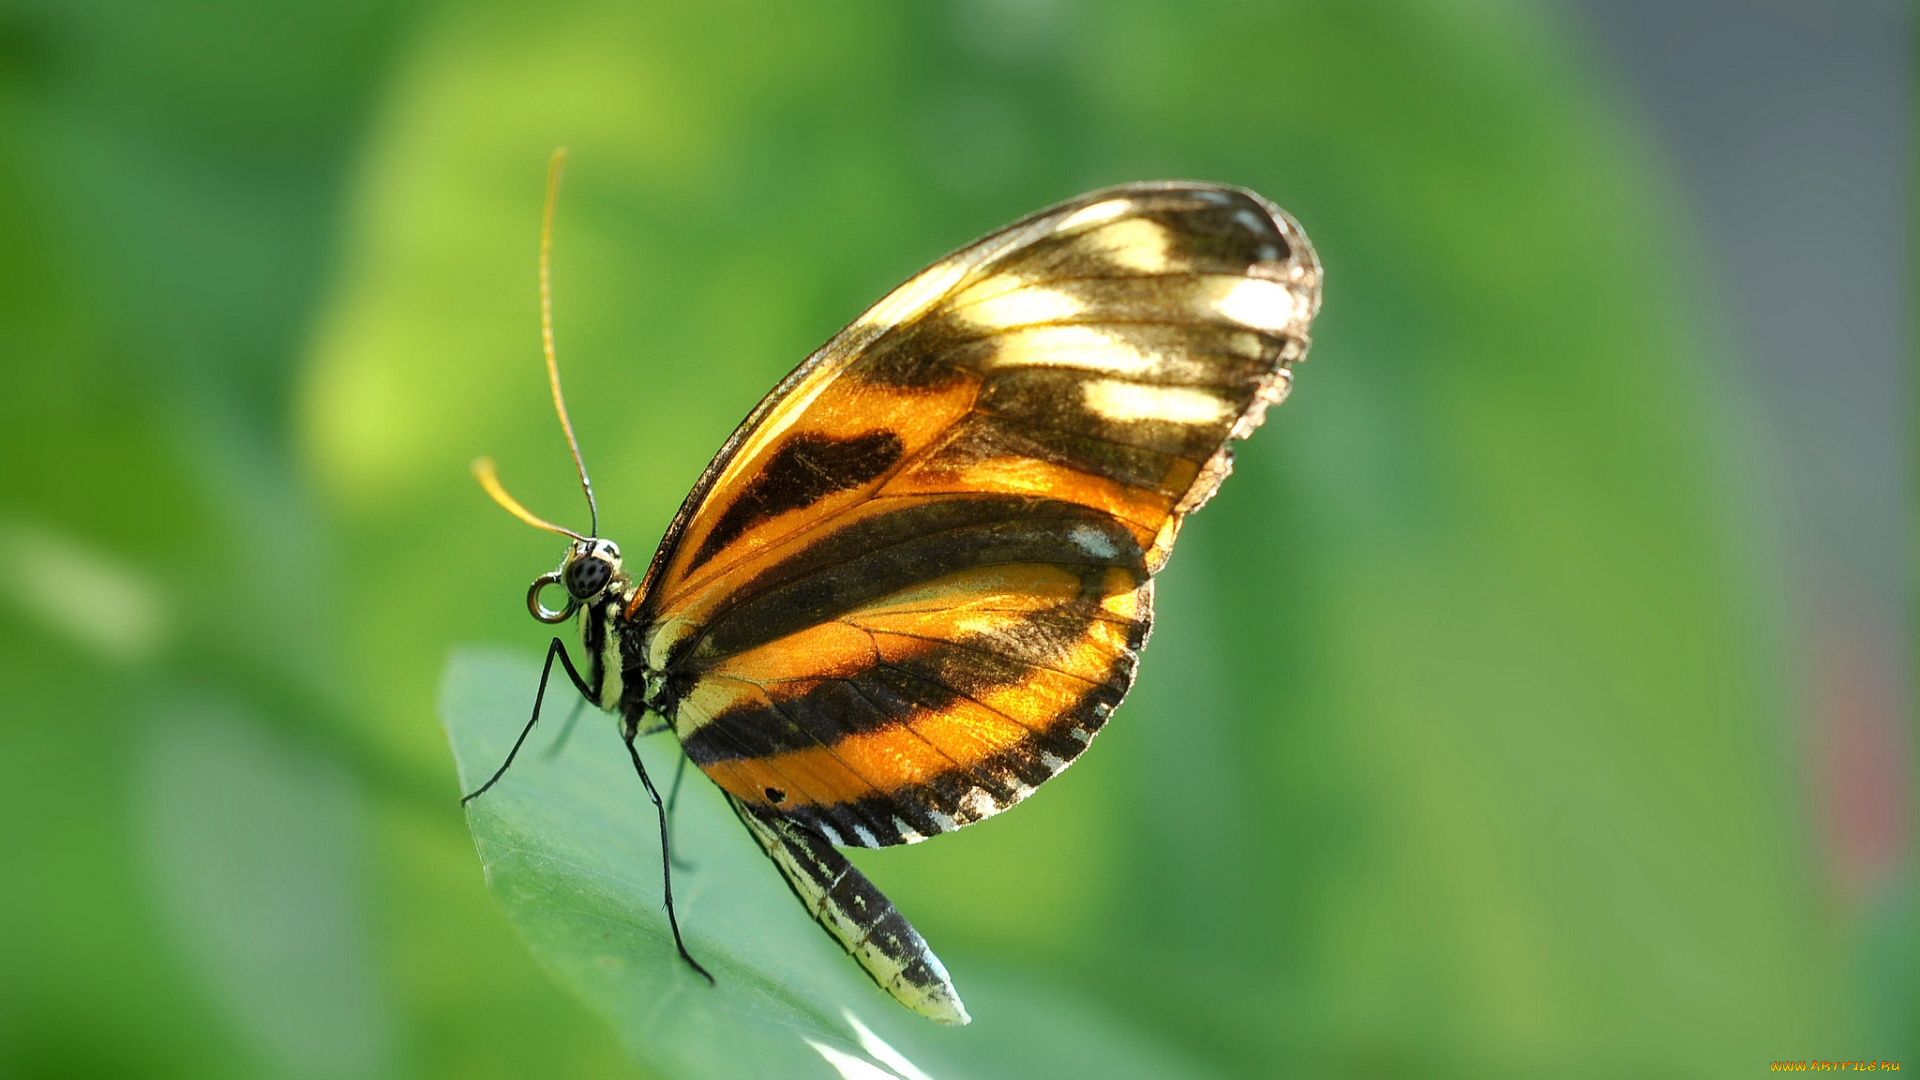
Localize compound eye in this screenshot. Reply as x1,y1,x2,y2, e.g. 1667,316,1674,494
563,555,612,599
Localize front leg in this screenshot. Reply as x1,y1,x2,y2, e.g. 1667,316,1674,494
462,637,593,804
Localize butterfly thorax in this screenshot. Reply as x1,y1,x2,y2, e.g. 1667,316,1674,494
577,583,635,713
584,586,697,737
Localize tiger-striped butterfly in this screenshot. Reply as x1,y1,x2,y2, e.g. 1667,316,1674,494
466,150,1322,1024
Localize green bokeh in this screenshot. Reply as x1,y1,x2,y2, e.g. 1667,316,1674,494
0,0,1886,1077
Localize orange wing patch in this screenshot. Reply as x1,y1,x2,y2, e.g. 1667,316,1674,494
658,375,980,603
669,524,1150,846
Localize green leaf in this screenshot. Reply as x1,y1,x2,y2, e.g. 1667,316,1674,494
139,702,393,1080
440,647,1223,1080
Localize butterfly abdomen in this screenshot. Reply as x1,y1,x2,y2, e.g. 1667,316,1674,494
728,794,969,1024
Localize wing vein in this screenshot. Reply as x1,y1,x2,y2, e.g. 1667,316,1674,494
862,626,1108,690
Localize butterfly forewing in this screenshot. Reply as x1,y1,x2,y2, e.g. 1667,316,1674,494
631,183,1320,850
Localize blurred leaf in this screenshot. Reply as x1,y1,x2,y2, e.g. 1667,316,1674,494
441,648,1221,1080
139,702,393,1080
0,0,652,1074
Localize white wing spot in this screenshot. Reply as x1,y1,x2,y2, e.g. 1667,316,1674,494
961,287,1082,330
1069,726,1093,743
851,822,878,847
892,817,925,844
1082,378,1233,425
959,787,996,819
1040,751,1067,772
1057,198,1131,232
989,325,1157,376
1215,277,1296,332
1093,218,1174,272
817,821,845,846
1068,524,1117,559
927,808,959,832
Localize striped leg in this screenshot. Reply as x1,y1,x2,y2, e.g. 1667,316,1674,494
726,795,970,1025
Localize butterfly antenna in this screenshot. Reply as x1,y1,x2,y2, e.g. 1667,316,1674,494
540,146,599,538
473,457,587,542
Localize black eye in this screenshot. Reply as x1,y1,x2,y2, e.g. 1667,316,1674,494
563,557,611,599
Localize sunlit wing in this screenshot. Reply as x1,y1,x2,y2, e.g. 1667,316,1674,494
630,182,1321,848
625,182,1320,1020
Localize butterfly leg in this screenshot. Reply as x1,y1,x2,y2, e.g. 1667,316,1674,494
462,637,592,804
621,729,716,985
625,718,687,860
629,719,693,867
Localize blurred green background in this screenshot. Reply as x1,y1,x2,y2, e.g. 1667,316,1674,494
0,0,1909,1077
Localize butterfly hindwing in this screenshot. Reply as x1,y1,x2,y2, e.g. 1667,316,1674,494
675,502,1153,846
631,183,1320,843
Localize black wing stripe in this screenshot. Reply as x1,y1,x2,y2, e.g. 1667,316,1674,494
681,598,1115,765
692,498,1144,661
832,674,1022,819
876,661,1093,766
865,627,1114,688
812,661,1139,845
914,411,1197,495
975,370,1245,460
684,430,905,574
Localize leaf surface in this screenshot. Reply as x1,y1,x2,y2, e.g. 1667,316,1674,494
442,647,1219,1080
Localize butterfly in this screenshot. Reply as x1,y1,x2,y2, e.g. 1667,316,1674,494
465,149,1322,1025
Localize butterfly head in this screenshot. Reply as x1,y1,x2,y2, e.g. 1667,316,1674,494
523,537,627,624
510,536,623,622
562,537,622,599
517,533,628,625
